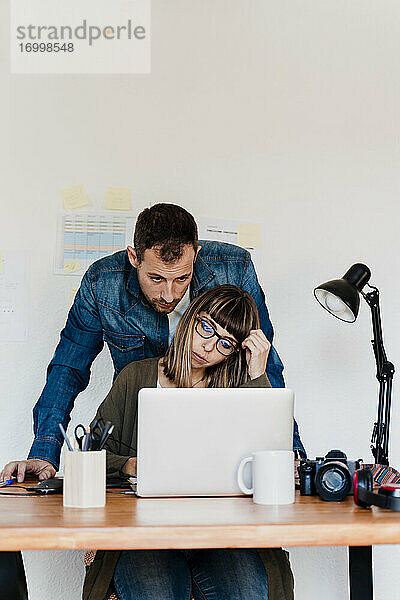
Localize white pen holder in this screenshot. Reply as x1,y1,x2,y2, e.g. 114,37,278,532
63,450,106,508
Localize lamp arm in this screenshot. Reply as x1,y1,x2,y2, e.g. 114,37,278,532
362,287,395,465
363,288,393,381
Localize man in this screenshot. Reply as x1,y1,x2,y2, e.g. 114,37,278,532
1,203,305,482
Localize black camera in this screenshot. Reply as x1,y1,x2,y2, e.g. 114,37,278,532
298,450,363,502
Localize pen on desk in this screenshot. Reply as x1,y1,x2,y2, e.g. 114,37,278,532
0,479,14,488
59,423,74,451
98,424,114,451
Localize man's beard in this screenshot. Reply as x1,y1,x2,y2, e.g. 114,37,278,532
143,293,182,314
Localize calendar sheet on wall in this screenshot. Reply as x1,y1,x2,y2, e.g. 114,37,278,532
55,213,136,275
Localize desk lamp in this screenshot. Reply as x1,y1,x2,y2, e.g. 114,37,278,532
314,263,395,466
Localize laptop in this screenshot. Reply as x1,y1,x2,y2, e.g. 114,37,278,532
136,387,294,497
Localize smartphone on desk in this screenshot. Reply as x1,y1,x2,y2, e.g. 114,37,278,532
26,478,64,494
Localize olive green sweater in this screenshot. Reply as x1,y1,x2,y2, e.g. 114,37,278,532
82,357,294,600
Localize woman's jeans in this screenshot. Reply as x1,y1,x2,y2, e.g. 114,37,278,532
114,548,268,600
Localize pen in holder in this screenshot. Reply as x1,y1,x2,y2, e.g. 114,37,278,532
63,450,106,508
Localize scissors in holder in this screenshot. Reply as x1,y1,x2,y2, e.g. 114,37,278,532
74,424,90,451
90,419,114,451
88,419,104,451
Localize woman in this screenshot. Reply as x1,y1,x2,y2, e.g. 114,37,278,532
83,285,294,600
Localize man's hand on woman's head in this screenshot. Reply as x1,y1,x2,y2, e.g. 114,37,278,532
242,329,271,380
0,459,56,483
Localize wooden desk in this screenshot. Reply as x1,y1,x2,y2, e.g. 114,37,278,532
1,490,400,599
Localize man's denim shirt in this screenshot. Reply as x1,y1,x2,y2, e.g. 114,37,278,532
28,241,306,468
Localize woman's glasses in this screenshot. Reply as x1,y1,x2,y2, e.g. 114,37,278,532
195,318,238,356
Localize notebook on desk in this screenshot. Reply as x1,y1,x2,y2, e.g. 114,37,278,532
136,387,294,497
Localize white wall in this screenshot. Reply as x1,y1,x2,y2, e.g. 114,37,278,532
1,1,400,598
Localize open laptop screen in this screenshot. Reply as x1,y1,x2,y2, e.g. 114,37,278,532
137,387,294,497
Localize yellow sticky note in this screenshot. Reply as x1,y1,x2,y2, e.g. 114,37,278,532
105,187,131,211
61,185,89,210
64,259,82,273
0,253,3,275
69,288,78,308
237,224,262,248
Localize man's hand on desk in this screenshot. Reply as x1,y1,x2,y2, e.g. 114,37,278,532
0,459,56,483
121,457,137,477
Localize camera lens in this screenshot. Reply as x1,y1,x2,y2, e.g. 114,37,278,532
315,462,351,501
322,469,346,491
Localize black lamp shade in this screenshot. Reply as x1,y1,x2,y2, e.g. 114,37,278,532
314,263,371,323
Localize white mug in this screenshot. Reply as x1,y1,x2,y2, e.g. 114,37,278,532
237,450,295,505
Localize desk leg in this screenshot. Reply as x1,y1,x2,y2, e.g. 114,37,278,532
349,546,373,600
0,551,28,600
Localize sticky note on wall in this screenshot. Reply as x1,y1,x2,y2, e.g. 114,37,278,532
61,185,89,210
237,224,262,248
64,259,82,273
105,187,131,211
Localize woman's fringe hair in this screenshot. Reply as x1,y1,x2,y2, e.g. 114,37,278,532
162,284,260,388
